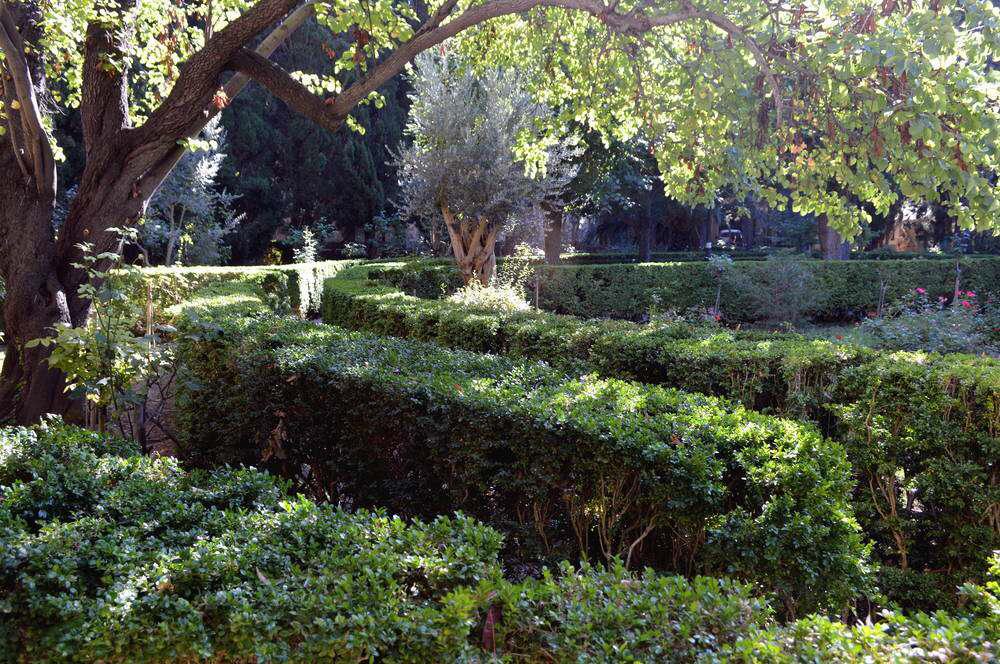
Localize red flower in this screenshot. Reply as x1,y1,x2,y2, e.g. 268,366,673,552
962,300,971,308
836,334,844,340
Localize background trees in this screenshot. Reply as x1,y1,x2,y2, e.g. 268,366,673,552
142,118,240,266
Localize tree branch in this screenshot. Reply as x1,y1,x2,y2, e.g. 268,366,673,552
133,0,303,147
325,0,697,121
0,2,54,195
80,0,136,152
228,48,347,133
135,1,317,201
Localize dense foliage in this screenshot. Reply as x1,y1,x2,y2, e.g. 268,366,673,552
369,256,1000,322
4,421,996,662
0,420,502,662
323,263,1000,609
175,277,870,617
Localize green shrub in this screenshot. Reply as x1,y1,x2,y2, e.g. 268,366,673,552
321,266,1000,610
859,289,996,354
418,257,1000,322
4,422,996,663
0,421,1000,664
733,611,998,662
490,561,774,662
178,279,870,617
137,259,358,321
0,419,501,663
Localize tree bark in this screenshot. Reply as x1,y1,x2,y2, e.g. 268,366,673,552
442,205,497,286
543,203,563,265
637,190,654,262
817,214,850,260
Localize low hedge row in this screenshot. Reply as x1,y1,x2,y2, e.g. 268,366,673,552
559,250,1000,265
174,280,870,617
537,258,1000,321
322,266,1000,611
4,422,996,663
137,259,358,319
371,257,1000,322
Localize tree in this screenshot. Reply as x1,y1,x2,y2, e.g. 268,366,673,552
142,118,239,266
1,0,998,421
395,52,576,284
217,16,410,263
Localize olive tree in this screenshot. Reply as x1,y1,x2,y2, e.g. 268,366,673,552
396,52,576,284
1,0,997,421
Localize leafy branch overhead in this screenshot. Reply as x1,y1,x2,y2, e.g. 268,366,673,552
1,0,996,239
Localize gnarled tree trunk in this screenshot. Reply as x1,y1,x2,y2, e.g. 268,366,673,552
0,0,317,423
441,204,498,286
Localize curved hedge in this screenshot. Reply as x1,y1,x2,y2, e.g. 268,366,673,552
3,422,997,663
322,265,1000,611
371,256,1000,322
174,279,870,617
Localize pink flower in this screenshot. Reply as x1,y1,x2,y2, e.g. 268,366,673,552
966,291,976,298
915,287,926,294
962,300,971,308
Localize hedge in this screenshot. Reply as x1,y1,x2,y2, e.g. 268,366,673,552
559,250,1000,265
174,279,870,617
322,265,1000,611
136,259,359,319
4,422,996,663
370,257,1000,322
0,420,503,662
538,258,1000,321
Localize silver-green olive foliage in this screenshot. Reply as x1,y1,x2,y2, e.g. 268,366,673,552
395,52,577,234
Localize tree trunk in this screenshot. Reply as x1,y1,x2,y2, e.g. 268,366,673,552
0,179,80,422
637,189,654,262
442,205,498,286
543,203,563,265
817,214,851,260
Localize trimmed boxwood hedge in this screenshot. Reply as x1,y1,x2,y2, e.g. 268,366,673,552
322,265,1000,611
538,258,1000,321
174,279,870,617
5,422,996,663
371,256,1000,322
136,259,359,319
